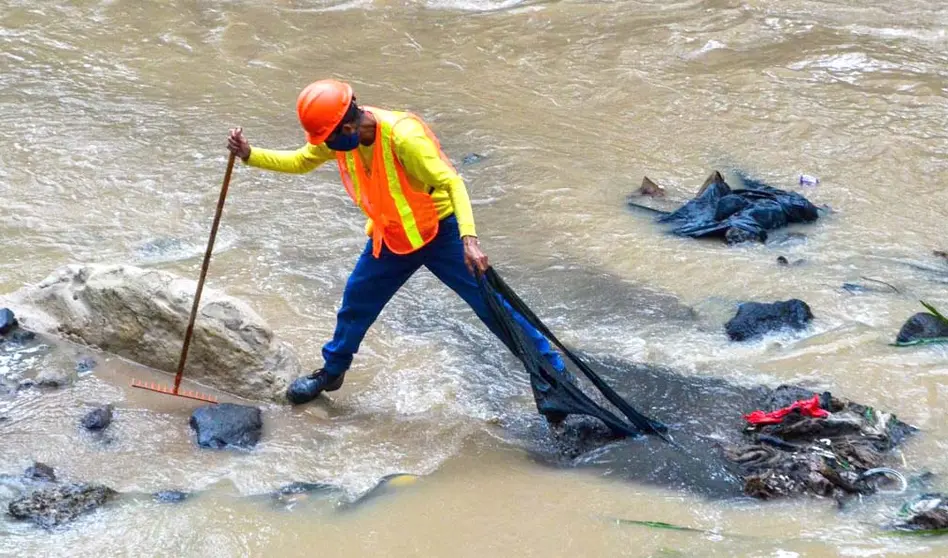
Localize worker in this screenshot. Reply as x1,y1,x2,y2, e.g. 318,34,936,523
227,79,569,405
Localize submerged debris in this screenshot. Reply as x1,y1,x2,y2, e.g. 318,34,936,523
893,493,948,532
153,490,190,504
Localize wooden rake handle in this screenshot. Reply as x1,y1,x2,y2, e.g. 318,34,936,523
173,152,237,394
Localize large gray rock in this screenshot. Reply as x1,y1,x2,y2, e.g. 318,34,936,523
1,264,301,402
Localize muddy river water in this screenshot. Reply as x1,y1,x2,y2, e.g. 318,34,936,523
1,0,947,556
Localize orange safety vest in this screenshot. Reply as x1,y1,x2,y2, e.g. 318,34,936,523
335,107,451,258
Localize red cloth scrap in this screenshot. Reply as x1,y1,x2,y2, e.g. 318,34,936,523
743,394,828,425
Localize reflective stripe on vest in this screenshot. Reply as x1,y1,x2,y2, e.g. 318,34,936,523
378,115,424,249
335,107,442,258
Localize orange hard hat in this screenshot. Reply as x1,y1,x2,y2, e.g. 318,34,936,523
296,79,354,145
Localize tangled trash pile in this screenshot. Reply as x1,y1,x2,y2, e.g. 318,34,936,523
727,386,915,502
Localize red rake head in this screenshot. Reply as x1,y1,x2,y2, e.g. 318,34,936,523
130,379,219,404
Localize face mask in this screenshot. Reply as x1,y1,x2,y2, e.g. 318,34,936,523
326,130,360,151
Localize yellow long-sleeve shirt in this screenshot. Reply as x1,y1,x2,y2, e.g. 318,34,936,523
245,117,477,238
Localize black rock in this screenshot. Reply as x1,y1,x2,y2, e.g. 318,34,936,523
153,490,190,504
189,403,262,449
0,308,17,335
24,462,56,483
896,313,948,344
80,405,113,431
8,483,116,528
725,299,814,341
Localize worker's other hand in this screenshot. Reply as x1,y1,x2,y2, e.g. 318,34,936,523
463,236,488,276
227,127,251,161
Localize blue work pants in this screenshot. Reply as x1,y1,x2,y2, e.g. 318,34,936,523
321,215,565,376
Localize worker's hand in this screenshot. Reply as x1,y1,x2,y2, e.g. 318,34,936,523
463,236,488,276
227,127,251,161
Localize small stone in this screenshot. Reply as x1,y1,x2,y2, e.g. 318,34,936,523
35,368,70,388
75,357,96,375
153,490,189,503
24,462,56,482
461,153,485,166
8,330,35,344
637,176,666,198
0,308,17,335
80,405,113,431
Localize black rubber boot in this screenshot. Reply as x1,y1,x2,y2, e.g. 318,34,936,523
286,369,346,405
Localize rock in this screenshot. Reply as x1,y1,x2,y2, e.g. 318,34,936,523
24,462,56,483
153,490,190,503
461,153,484,165
2,264,301,401
8,483,116,528
0,308,17,335
896,313,948,344
35,368,70,388
934,250,947,262
75,357,96,374
189,403,262,449
8,330,36,343
17,379,36,392
270,481,338,510
776,256,805,267
725,299,814,341
80,405,113,431
636,176,666,198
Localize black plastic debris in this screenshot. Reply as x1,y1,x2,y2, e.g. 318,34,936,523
477,267,667,439
652,171,821,244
